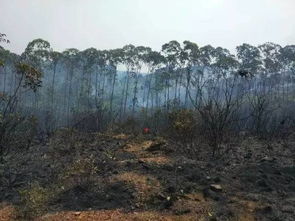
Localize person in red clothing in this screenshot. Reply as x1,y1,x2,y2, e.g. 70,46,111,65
143,127,150,134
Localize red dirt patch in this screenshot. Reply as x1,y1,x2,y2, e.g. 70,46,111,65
37,209,198,221
0,204,17,221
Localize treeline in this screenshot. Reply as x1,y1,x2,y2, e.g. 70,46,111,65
0,38,295,136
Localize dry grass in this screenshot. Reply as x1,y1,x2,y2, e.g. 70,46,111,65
123,139,170,165
171,193,211,219
124,141,153,154
112,133,130,140
138,156,172,165
111,172,162,205
230,197,266,221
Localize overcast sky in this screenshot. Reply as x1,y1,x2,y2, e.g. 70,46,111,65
0,0,294,54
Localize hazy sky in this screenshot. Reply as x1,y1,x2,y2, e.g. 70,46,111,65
0,0,294,54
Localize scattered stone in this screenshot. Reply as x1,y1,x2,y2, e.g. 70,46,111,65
210,184,222,192
260,156,274,163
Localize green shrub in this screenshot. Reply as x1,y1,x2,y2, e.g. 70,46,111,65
59,155,99,187
169,109,201,142
18,182,52,218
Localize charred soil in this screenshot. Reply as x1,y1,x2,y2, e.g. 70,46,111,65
0,130,294,221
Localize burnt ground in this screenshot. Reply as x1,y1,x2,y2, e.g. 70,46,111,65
0,130,294,221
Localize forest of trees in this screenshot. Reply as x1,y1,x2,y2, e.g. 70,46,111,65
1,36,295,143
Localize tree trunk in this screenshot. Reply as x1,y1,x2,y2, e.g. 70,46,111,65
109,68,117,124
123,72,130,115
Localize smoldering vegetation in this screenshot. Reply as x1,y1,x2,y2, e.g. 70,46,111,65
0,35,295,221
1,40,295,135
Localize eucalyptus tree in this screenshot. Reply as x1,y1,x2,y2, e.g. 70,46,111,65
183,41,200,106
0,33,9,67
161,40,183,109
211,47,241,111
199,45,216,67
79,48,99,110
62,48,80,126
22,39,52,68
280,45,295,74
214,47,237,71
22,39,51,112
144,50,165,115
0,35,18,102
49,51,62,115
197,45,216,80
107,48,123,122
236,43,263,82
121,44,137,117
258,43,282,74
0,33,9,44
188,45,216,107
258,43,283,99
236,44,264,101
203,47,239,115
153,67,168,109
1,38,293,134
279,45,295,102
189,45,240,111
94,50,108,106
131,46,151,115
0,48,17,94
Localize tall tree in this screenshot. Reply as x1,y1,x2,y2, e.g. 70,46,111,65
107,48,123,122
22,39,51,113
183,41,200,106
121,44,136,117
131,46,151,115
49,51,62,118
236,43,263,74
144,51,165,116
62,48,80,126
161,40,182,109
79,48,99,110
258,42,282,74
